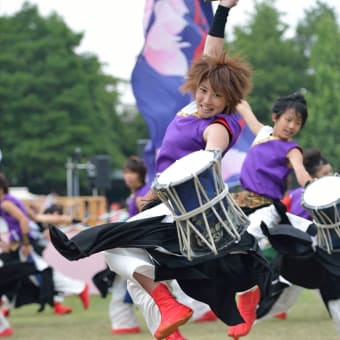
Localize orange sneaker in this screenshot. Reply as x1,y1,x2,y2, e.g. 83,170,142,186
54,302,73,315
79,283,90,310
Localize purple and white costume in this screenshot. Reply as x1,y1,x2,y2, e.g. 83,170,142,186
237,126,308,320
0,194,86,308
239,128,340,336
239,126,310,239
51,102,271,332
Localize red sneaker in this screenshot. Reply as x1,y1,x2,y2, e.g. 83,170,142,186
0,299,11,318
1,310,9,318
194,310,217,323
274,312,287,320
54,302,73,315
151,284,193,340
0,328,13,337
111,327,141,334
165,329,186,340
228,287,260,338
79,283,90,310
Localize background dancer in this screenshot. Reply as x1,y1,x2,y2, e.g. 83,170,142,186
0,239,38,337
107,156,149,335
0,172,89,316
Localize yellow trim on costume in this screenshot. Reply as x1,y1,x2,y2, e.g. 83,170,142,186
252,135,281,146
177,110,200,118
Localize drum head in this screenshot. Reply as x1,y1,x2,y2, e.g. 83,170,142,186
155,150,216,187
303,175,340,209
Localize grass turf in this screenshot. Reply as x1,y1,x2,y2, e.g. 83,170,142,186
6,289,338,339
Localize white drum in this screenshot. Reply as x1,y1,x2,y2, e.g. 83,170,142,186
302,175,340,253
152,150,249,260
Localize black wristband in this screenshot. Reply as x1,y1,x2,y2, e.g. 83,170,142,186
208,5,230,38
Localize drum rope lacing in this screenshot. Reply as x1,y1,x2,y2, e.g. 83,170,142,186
302,174,340,254
311,208,340,254
156,159,249,259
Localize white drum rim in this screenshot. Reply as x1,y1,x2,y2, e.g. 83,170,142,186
153,150,219,189
302,175,340,209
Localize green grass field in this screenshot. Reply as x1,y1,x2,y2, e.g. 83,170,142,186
7,289,338,339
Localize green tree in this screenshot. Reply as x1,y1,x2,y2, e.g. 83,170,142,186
0,3,147,194
228,0,309,123
296,2,340,169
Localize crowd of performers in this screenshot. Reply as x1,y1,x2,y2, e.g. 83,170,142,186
0,173,90,337
1,0,340,339
48,1,340,339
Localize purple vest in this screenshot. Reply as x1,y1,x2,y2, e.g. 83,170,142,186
127,184,150,217
0,194,29,242
288,187,311,220
156,102,242,173
240,138,301,199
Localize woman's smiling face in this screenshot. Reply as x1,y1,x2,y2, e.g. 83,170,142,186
195,80,227,119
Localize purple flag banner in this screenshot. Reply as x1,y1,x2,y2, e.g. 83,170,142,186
131,0,213,183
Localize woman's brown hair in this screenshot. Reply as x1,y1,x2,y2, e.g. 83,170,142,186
123,156,147,185
180,51,253,114
0,173,9,194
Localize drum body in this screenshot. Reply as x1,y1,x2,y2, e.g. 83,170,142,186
152,150,249,260
302,175,340,253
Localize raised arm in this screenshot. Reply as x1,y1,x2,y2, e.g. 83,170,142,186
287,148,313,187
203,0,239,57
236,99,264,136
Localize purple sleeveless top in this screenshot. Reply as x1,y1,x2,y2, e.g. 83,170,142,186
156,102,242,173
240,136,301,200
127,184,150,217
287,187,311,220
0,194,29,242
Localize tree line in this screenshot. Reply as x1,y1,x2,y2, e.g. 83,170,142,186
0,1,339,195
